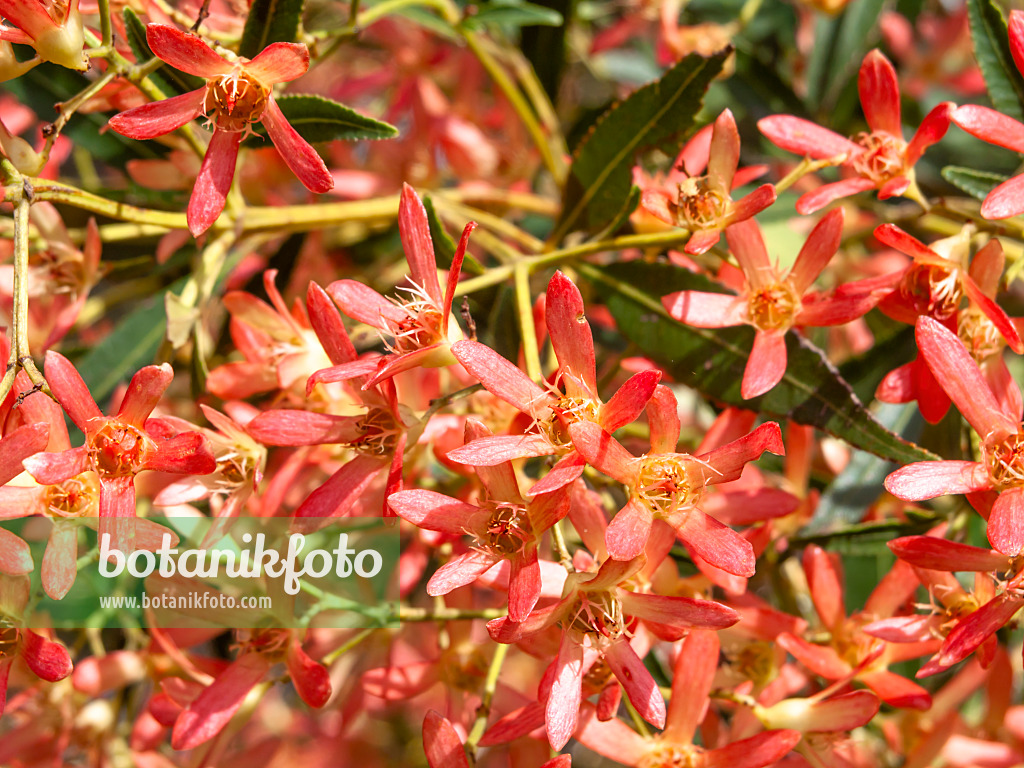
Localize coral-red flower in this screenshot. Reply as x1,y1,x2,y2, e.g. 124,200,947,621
108,24,334,236
0,0,86,72
759,49,953,214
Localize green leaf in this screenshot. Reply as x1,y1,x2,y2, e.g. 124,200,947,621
941,165,1008,201
239,0,304,59
553,49,729,240
122,9,204,97
805,0,890,114
243,95,398,146
582,261,939,465
968,0,1024,122
77,279,186,405
462,0,564,29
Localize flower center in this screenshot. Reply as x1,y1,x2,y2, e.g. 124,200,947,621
984,434,1024,489
850,131,907,184
727,640,777,687
354,407,402,457
639,742,701,768
45,472,100,517
541,395,600,450
86,420,154,478
900,264,962,320
635,455,703,518
565,589,625,641
203,71,269,132
958,307,1004,362
382,283,446,355
479,502,531,556
747,282,799,332
675,176,728,230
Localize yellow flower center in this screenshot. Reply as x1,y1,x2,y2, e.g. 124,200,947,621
958,307,1004,363
45,472,100,517
747,281,799,332
481,502,530,556
676,176,728,229
850,131,907,185
984,433,1024,489
899,264,962,320
639,742,701,768
86,420,154,478
635,455,704,518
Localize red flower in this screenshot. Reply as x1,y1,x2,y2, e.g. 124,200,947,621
389,419,570,621
23,352,216,551
108,24,334,236
569,387,784,574
951,11,1024,218
0,0,86,72
322,184,476,389
662,210,882,398
759,50,953,214
639,108,776,254
449,270,660,495
886,317,1024,556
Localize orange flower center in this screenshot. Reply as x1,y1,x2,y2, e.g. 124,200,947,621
381,283,446,355
203,70,269,132
675,176,729,229
850,131,907,185
635,455,703,518
354,407,402,457
0,621,18,660
565,589,625,641
480,502,530,556
86,420,154,478
958,307,1004,362
45,472,100,517
747,281,799,332
899,264,962,320
541,395,600,451
639,742,701,768
984,434,1024,489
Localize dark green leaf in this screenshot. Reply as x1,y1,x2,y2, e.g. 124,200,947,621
77,279,186,405
243,95,398,147
462,1,564,29
554,49,729,240
122,9,204,97
941,165,1008,201
583,261,938,464
806,402,923,533
239,0,304,59
591,185,641,242
968,0,1024,121
805,0,890,114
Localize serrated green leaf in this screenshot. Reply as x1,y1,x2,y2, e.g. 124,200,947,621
942,164,1008,201
553,49,729,240
968,0,1024,122
806,0,890,113
77,279,186,405
590,184,641,242
462,1,564,29
122,9,204,97
243,95,398,147
582,261,939,465
239,0,304,59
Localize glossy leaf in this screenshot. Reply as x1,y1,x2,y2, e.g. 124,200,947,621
968,0,1024,122
244,95,398,146
239,0,305,59
584,261,938,465
554,49,729,239
462,0,564,29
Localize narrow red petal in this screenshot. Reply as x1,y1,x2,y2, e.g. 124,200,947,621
795,177,877,214
546,634,584,750
953,104,1024,154
387,489,481,534
707,108,740,193
604,498,653,560
859,50,901,135
988,487,1024,556
599,369,661,433
603,639,665,728
117,363,173,427
884,460,991,500
662,290,745,328
187,129,242,236
398,184,442,306
888,535,1012,571
262,97,334,194
789,208,843,295
108,89,205,140
44,350,102,430
546,271,598,398
452,339,550,415
758,115,859,158
981,173,1024,219
245,42,309,84
423,711,469,768
146,25,231,78
568,421,636,485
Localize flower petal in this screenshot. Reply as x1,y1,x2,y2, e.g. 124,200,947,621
953,104,1024,154
245,42,309,84
398,184,441,306
546,271,598,398
387,489,481,534
676,508,755,577
568,421,636,485
171,652,272,750
546,633,583,750
603,639,665,729
604,498,653,561
447,433,553,466
262,97,334,194
884,460,992,500
796,177,877,215
706,108,739,194
0,422,48,485
664,629,718,741
146,24,232,78
888,535,1012,572
0,529,32,575
42,523,78,600
758,115,859,158
916,316,1019,439
247,410,362,446
742,330,787,399
906,101,954,166
859,50,901,136
44,351,102,430
423,711,469,768
117,364,173,427
108,89,205,141
452,340,550,415
662,290,745,328
725,218,773,289
789,208,843,295
187,128,242,236
599,369,661,433
988,486,1024,556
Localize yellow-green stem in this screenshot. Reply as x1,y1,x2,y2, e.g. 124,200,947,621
465,642,509,759
514,260,542,382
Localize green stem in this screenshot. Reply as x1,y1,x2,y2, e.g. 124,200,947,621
41,71,117,163
465,642,509,759
514,261,542,382
97,0,113,46
398,606,506,621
